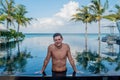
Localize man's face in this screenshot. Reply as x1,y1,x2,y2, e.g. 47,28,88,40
53,36,63,47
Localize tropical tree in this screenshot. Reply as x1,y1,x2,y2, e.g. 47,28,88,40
103,4,120,22
0,0,15,29
89,0,108,55
103,4,120,42
0,14,6,37
0,14,6,23
0,0,32,41
71,6,94,52
14,4,33,33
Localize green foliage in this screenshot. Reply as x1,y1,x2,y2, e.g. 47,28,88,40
76,50,99,70
104,57,115,62
1,49,32,74
76,50,120,73
0,0,32,40
103,4,120,22
1,29,25,40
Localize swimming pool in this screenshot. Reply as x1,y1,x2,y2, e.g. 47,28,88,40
0,33,120,76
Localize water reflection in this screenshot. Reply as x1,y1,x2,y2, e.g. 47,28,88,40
0,41,32,75
76,51,100,72
76,47,120,74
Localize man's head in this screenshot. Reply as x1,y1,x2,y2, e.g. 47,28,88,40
53,33,63,47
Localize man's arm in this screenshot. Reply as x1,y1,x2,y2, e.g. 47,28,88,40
41,45,51,73
67,44,77,72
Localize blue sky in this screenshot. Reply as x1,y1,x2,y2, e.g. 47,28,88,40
14,0,120,33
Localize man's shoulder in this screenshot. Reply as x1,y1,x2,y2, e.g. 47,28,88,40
63,43,70,47
48,44,54,48
49,43,54,46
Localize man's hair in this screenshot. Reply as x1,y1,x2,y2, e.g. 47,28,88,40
53,33,63,39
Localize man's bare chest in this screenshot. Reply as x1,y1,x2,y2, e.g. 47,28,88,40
51,49,67,59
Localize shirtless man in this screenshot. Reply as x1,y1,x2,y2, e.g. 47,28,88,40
40,33,78,77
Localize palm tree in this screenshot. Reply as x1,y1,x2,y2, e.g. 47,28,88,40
0,0,15,29
71,6,94,52
0,14,6,23
103,4,120,22
103,4,120,40
14,4,33,33
89,0,108,55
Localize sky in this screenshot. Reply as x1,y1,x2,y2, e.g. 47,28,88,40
10,0,120,33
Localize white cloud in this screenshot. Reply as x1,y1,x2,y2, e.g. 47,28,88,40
20,1,119,33
20,1,80,33
55,1,79,20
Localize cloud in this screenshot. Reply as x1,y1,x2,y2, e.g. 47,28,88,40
20,1,118,33
55,1,79,20
20,1,80,33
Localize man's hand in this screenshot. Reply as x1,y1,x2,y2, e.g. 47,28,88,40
35,70,46,76
35,70,43,74
76,70,84,74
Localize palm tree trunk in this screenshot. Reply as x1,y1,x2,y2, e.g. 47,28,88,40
6,20,9,41
85,22,88,52
16,24,20,41
17,42,20,56
7,20,9,29
119,45,120,54
98,20,101,56
17,24,20,33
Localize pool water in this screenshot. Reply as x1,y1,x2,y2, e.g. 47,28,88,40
0,33,120,76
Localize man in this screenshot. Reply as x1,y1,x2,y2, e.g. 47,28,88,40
40,33,78,77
